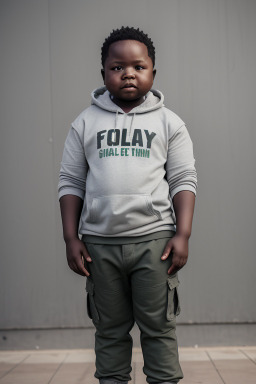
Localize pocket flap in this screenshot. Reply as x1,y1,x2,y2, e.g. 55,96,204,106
85,278,99,323
167,274,180,290
85,278,94,295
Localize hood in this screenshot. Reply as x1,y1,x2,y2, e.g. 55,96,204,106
91,86,164,114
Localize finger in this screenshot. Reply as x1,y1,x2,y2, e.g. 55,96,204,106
80,256,91,277
168,263,182,275
69,261,84,276
77,259,90,277
82,268,90,277
70,257,90,277
161,241,173,260
81,244,92,262
168,257,186,274
75,264,90,277
168,264,177,275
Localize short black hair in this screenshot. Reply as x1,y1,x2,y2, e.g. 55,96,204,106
101,26,155,68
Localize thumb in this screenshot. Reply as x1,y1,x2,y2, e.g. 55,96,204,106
161,239,174,260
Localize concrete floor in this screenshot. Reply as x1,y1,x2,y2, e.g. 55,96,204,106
0,346,256,383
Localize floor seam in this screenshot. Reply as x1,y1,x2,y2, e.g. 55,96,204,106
239,349,256,366
0,353,31,381
47,352,69,384
205,350,226,384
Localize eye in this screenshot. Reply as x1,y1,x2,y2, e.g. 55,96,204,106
112,66,123,71
135,65,144,70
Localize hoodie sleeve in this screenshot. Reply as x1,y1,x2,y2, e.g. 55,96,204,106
166,124,197,199
58,127,88,200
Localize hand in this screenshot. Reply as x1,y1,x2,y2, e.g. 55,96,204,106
161,234,189,275
65,237,92,277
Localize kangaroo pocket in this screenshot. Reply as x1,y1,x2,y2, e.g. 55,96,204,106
87,194,162,234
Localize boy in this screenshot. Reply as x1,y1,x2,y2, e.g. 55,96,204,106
58,27,197,384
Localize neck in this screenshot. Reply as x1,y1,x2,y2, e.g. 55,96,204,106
111,95,146,113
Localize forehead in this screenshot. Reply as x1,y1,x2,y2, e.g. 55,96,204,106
106,39,151,63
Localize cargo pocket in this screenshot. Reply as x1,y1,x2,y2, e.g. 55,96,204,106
166,274,181,321
85,278,100,324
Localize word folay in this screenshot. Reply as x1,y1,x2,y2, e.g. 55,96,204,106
97,128,156,149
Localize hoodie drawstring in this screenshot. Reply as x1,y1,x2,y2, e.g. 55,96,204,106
111,110,119,142
129,113,135,137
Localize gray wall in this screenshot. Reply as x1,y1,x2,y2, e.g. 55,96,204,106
1,0,256,337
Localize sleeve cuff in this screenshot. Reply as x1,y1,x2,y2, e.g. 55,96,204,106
58,188,85,201
170,185,197,200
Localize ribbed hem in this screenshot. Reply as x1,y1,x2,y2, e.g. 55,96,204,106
82,230,175,245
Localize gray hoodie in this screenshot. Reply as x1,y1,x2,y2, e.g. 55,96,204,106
58,87,197,237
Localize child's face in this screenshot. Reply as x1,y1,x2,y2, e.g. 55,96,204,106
102,40,156,110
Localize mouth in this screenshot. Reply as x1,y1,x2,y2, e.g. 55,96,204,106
122,83,137,89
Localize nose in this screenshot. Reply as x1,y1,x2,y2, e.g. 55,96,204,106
122,68,135,79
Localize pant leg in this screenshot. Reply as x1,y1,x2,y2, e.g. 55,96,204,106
130,238,183,384
84,242,134,382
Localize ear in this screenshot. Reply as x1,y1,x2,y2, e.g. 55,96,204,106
101,69,105,83
153,69,156,79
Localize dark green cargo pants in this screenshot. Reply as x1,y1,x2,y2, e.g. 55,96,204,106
83,232,183,384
